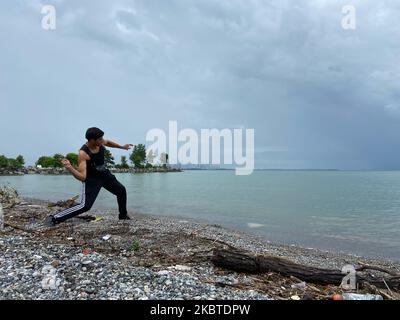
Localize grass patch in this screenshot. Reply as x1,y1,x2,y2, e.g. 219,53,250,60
129,239,140,252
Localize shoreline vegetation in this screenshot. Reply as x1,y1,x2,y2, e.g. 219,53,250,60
0,145,181,176
0,166,182,176
1,187,400,300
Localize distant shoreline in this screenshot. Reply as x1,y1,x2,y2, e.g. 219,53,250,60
0,167,183,176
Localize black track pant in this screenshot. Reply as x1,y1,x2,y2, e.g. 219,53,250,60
53,172,127,224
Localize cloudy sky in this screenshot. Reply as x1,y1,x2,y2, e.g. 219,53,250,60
1,0,400,169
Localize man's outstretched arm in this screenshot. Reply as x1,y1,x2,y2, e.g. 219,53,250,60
61,151,87,182
103,139,134,150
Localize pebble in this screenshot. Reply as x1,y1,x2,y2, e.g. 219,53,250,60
168,265,192,272
84,287,96,294
291,282,306,290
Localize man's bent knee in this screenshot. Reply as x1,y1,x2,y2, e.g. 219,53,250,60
116,185,126,196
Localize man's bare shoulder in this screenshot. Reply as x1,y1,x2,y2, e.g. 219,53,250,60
79,149,90,160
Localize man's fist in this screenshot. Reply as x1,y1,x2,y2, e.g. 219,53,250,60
61,159,72,169
122,144,134,150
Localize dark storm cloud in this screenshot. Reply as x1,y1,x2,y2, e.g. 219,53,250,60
1,0,400,169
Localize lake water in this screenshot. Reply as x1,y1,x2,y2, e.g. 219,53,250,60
1,170,400,261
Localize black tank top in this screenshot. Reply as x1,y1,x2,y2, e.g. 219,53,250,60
80,144,106,177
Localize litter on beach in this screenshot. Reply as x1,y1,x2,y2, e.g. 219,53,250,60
102,235,111,241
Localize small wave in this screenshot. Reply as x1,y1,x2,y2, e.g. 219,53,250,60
247,222,265,228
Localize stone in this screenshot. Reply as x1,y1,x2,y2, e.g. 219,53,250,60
84,287,96,294
144,285,151,294
41,269,58,291
291,282,306,290
51,260,61,268
168,265,192,272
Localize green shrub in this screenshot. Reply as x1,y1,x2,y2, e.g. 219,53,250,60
129,239,140,252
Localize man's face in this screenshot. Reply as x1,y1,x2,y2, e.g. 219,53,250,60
88,137,104,147
95,137,104,146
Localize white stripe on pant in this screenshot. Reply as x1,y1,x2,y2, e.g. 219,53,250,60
53,183,86,219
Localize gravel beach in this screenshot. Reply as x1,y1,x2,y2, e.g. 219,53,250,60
1,196,400,300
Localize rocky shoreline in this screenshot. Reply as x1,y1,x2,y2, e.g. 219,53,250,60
0,167,182,176
1,195,400,300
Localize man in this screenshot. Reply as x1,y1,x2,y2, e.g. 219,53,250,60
45,127,134,226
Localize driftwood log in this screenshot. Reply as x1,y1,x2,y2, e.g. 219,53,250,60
48,195,79,208
212,248,400,290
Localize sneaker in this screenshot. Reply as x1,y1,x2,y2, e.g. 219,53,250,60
119,214,131,220
44,215,56,227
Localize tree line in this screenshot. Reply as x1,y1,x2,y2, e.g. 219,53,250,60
0,155,25,170
1,144,168,170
